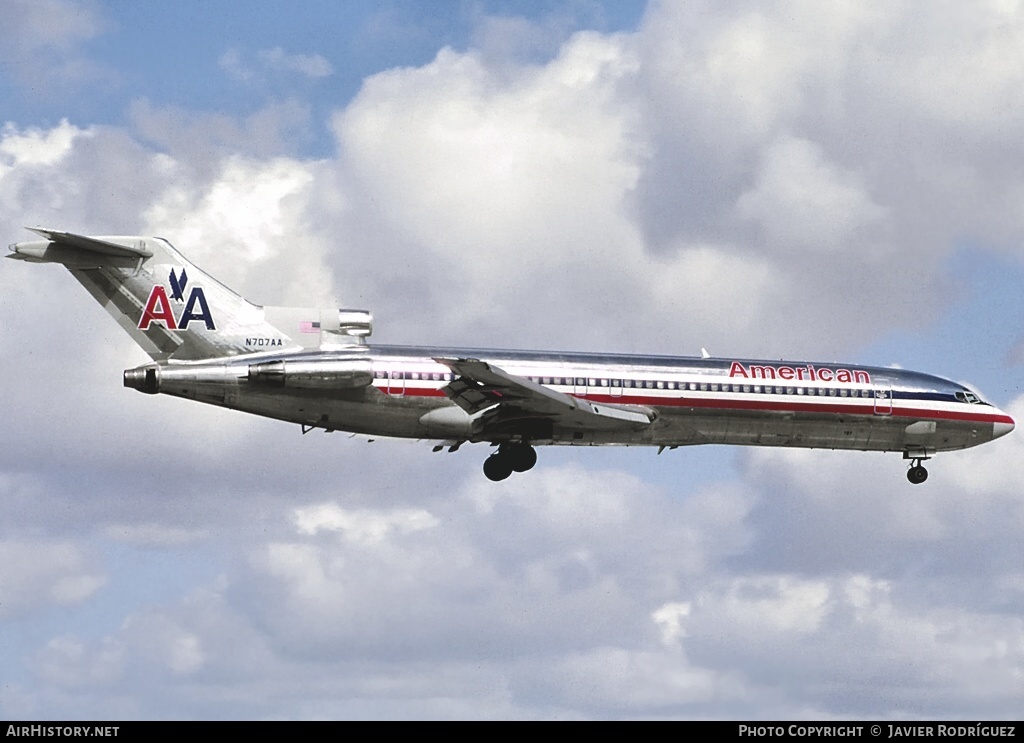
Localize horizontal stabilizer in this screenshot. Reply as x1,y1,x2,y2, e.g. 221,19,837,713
22,228,154,258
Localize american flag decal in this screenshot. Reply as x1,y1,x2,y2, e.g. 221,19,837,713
299,321,321,334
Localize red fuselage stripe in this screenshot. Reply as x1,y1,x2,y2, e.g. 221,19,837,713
378,384,1013,426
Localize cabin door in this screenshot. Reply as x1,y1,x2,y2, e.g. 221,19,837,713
388,370,405,396
873,383,893,415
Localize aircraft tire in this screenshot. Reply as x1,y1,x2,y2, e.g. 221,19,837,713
483,454,514,482
907,465,928,485
509,444,538,472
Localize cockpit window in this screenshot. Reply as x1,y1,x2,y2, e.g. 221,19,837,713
955,391,982,404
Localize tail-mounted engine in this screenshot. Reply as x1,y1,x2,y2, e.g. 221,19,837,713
327,309,373,343
263,307,373,348
246,358,373,389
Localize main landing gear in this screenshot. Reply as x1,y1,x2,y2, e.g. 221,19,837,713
483,443,537,481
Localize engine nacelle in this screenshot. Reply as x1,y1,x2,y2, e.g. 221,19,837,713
329,309,373,341
419,406,475,437
247,358,373,389
263,307,373,347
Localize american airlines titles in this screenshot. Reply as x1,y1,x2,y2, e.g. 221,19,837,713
729,361,870,385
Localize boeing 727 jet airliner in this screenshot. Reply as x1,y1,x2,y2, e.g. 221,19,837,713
8,229,1014,483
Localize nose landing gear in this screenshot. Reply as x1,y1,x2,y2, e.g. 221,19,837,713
904,450,931,485
907,462,929,484
483,443,537,481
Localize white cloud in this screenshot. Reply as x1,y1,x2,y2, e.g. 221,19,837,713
294,503,439,544
218,48,253,83
221,47,333,85
651,601,691,646
0,120,81,168
33,635,124,690
128,98,313,163
736,135,886,250
258,47,333,79
706,574,833,635
331,32,650,349
0,0,111,89
0,540,105,618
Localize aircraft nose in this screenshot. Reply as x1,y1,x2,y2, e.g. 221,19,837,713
993,416,1015,440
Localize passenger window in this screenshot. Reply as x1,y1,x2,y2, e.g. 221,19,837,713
700,383,708,391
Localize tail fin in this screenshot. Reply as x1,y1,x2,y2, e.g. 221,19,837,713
8,228,371,361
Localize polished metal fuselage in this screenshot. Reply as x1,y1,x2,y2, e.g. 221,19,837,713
12,230,1012,465
127,344,1015,456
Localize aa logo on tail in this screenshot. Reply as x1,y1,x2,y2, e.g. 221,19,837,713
138,269,216,331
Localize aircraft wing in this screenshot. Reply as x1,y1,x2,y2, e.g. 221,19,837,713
434,357,656,434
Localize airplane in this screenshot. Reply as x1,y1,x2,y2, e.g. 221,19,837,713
7,228,1015,484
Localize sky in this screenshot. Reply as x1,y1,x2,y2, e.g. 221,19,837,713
1,0,1024,720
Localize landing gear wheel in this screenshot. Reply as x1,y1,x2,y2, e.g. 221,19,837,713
483,454,514,482
508,444,537,473
907,465,928,485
